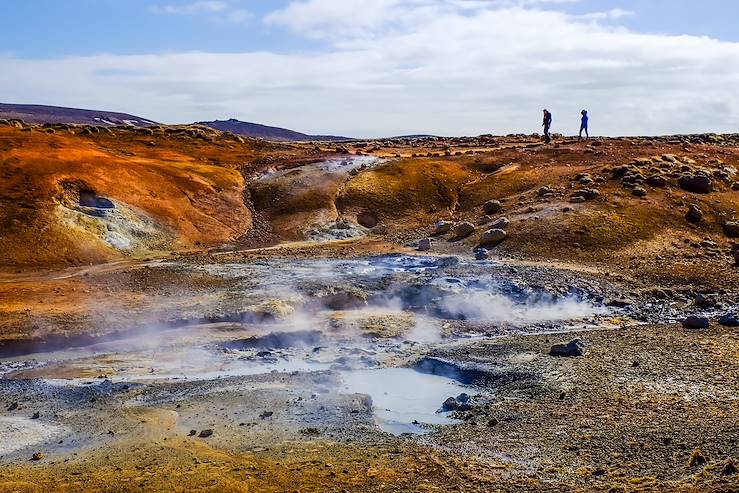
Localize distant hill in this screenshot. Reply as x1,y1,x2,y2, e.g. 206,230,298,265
0,103,158,127
198,118,351,142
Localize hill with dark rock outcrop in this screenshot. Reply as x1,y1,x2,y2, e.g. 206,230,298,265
198,118,351,142
0,103,157,127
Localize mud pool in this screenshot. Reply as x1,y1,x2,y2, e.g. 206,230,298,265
0,254,619,456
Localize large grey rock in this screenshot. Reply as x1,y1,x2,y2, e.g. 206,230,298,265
452,222,476,238
483,200,502,215
433,220,453,234
417,238,432,251
479,228,507,246
549,339,584,357
490,217,510,230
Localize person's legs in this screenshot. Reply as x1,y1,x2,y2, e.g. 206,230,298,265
584,126,589,139
544,125,551,143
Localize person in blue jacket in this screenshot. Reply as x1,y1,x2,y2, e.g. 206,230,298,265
579,110,589,140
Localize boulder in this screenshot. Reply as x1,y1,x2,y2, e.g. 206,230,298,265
571,189,600,201
490,217,510,230
723,222,739,238
685,204,702,223
441,396,472,412
682,316,710,330
477,215,491,225
719,313,739,327
678,174,713,194
452,222,476,238
483,200,502,215
478,229,507,246
433,221,453,235
632,187,647,197
646,175,667,187
549,339,584,357
417,238,432,252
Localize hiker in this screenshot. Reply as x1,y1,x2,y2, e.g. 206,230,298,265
542,109,552,143
579,110,589,140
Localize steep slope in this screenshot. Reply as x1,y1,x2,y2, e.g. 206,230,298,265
0,103,157,127
199,118,350,142
0,122,317,268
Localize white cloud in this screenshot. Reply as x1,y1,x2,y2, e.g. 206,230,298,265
150,1,229,15
150,1,250,23
3,1,739,137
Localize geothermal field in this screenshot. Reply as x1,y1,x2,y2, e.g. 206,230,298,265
1,120,739,492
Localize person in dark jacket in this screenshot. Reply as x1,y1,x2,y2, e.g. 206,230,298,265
542,109,552,143
579,110,589,140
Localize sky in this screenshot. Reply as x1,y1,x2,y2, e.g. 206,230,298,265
2,0,739,137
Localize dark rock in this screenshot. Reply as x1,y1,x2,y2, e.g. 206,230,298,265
7,402,18,411
685,204,702,223
260,411,274,419
31,412,40,420
632,187,647,197
478,229,506,247
549,339,584,357
433,221,453,235
198,429,213,438
474,248,490,261
483,200,502,215
489,217,510,230
188,430,197,436
678,174,713,194
571,189,600,201
719,313,739,327
441,397,472,412
31,452,44,461
452,222,476,239
417,238,432,252
723,222,739,238
682,316,710,330
646,175,667,187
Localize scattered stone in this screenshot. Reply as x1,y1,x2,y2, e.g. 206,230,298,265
478,229,507,247
723,222,739,238
260,411,274,419
489,217,510,230
452,222,476,239
549,339,584,357
433,221,453,234
188,430,197,436
685,204,702,223
31,412,40,420
7,402,18,411
477,215,491,225
632,187,647,197
678,174,713,194
719,313,739,327
487,418,499,427
569,196,586,204
694,293,717,308
570,189,600,201
31,452,44,461
537,186,554,197
483,200,503,215
646,175,667,187
441,396,472,412
722,459,738,476
417,238,432,252
198,429,213,438
682,316,710,330
474,248,490,260
688,448,707,467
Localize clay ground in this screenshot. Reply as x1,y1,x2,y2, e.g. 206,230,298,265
1,122,739,492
